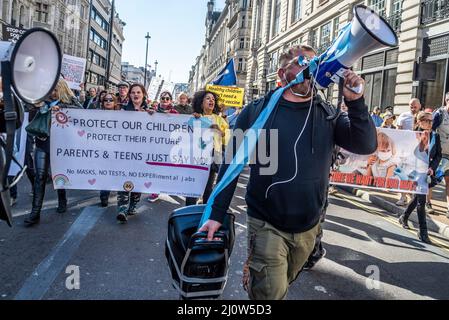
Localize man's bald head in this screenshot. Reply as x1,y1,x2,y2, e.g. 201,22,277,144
409,98,421,115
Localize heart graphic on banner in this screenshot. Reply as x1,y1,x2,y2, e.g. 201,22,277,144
144,182,152,189
78,130,86,137
88,179,96,185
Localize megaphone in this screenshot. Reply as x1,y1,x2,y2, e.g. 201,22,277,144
0,28,61,227
0,27,62,104
309,4,399,93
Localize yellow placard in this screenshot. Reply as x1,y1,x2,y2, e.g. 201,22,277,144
206,85,245,108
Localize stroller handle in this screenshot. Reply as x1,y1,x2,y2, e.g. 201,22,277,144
189,231,228,249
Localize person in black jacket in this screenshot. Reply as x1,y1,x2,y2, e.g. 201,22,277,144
399,111,442,244
116,83,150,223
199,45,377,300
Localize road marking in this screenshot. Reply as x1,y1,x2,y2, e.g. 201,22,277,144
14,206,105,300
333,193,449,252
235,222,247,229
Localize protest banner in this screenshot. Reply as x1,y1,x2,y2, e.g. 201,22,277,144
61,54,87,90
331,128,430,195
50,110,214,197
1,23,26,43
205,84,245,108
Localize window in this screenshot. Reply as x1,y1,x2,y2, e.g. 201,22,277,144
268,50,279,74
91,7,109,32
272,0,281,38
59,11,65,29
242,0,248,9
34,2,49,23
333,16,341,40
320,21,332,47
421,60,448,109
292,0,301,23
241,15,246,28
238,58,244,72
310,28,318,49
90,28,108,50
80,5,85,20
368,0,386,16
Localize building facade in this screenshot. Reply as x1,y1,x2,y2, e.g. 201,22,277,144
190,0,449,114
189,0,253,97
0,0,90,59
108,11,125,89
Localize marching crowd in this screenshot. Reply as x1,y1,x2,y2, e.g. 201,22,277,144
7,78,240,226
3,43,449,301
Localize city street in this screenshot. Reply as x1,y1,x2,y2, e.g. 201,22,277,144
1,170,449,300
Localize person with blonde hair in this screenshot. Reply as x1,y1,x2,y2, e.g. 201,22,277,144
174,92,193,114
24,79,82,226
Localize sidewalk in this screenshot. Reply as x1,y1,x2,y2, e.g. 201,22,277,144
337,184,449,239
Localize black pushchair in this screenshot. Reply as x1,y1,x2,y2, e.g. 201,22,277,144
165,205,235,299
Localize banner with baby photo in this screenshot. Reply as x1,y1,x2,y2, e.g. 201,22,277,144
330,128,431,195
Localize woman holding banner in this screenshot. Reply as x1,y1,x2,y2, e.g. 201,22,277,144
98,93,120,207
192,90,230,205
24,79,82,226
398,111,442,244
116,84,149,223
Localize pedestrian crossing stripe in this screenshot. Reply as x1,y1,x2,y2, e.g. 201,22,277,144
333,193,449,252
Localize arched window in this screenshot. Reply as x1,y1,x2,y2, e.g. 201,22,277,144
19,5,25,28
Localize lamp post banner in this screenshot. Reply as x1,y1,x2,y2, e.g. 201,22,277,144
50,110,214,197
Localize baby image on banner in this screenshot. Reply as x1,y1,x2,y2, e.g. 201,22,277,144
331,128,430,195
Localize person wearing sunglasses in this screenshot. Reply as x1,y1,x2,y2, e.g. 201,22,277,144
115,83,152,222
399,111,441,244
97,93,120,208
155,91,178,114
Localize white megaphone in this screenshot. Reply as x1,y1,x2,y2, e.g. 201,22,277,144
311,4,399,93
0,27,62,104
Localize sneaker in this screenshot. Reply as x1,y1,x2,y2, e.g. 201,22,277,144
147,194,159,203
10,197,17,207
396,198,408,206
328,186,338,195
127,207,138,216
116,211,128,223
426,203,436,215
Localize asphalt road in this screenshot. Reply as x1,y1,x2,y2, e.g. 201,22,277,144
1,171,449,300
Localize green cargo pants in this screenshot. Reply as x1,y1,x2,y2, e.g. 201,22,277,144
246,216,320,300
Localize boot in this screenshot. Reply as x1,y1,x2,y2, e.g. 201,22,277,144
116,206,128,223
56,190,67,214
25,149,49,227
398,215,410,229
24,211,40,226
127,193,141,216
418,231,432,244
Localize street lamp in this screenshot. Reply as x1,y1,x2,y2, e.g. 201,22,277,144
144,32,151,89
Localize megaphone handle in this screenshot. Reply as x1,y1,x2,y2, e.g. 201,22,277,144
327,78,343,121
346,84,363,94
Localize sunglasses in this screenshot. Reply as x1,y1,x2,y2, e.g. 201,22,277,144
161,97,171,101
104,98,114,103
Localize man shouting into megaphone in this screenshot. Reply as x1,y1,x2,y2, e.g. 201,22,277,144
199,44,378,300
